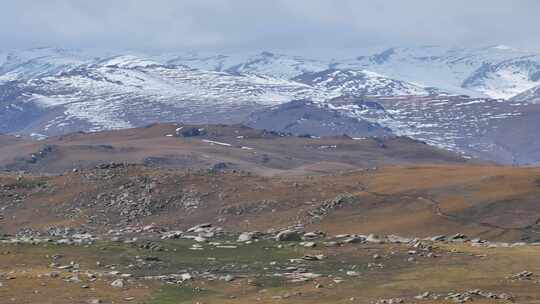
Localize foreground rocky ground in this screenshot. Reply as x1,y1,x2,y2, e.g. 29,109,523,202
2,226,540,304
1,163,540,303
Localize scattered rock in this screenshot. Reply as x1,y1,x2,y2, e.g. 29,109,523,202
111,279,125,288
303,232,324,240
342,236,366,244
430,235,447,242
176,127,207,137
509,270,534,280
276,230,301,242
301,241,316,248
220,274,235,282
161,230,183,239
366,234,384,244
415,291,431,300
449,233,468,242
238,232,257,242
302,254,326,261
180,273,193,281
187,223,213,233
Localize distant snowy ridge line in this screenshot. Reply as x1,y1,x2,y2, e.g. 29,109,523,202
4,46,540,101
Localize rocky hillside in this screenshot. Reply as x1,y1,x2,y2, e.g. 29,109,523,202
0,123,467,175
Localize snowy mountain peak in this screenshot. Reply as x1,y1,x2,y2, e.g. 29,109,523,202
336,46,540,99
223,51,329,79
0,48,93,81
97,55,164,69
491,44,515,51
462,57,540,99
294,68,436,97
511,83,540,103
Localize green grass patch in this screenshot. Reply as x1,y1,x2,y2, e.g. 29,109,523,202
146,285,211,304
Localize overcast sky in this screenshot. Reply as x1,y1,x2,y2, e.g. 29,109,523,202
1,0,539,52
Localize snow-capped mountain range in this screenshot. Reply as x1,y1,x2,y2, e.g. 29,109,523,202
163,45,540,99
2,46,540,164
0,47,444,135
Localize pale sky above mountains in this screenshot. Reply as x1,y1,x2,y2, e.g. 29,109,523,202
1,0,538,52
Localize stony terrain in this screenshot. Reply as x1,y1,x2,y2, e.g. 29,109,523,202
1,125,540,303
2,163,540,303
4,228,540,304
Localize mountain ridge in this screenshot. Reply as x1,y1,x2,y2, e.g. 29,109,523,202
2,46,540,164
